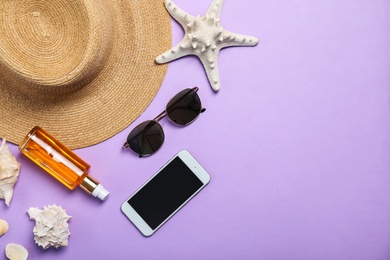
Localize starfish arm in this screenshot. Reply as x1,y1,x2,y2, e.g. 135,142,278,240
198,50,221,91
220,30,259,49
164,0,195,29
206,0,225,19
155,40,195,64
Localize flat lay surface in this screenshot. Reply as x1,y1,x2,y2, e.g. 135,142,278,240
2,0,390,259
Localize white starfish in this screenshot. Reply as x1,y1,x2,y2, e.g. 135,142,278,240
156,0,259,91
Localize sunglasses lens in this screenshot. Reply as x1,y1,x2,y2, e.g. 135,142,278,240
166,88,202,126
126,120,164,156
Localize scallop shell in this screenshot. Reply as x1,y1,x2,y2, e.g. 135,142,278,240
0,139,21,207
5,243,28,260
27,205,71,249
0,219,9,237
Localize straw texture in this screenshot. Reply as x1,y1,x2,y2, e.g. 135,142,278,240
0,0,171,149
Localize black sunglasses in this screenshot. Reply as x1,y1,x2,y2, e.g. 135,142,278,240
123,87,206,157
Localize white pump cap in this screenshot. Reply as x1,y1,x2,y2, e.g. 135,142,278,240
92,184,110,201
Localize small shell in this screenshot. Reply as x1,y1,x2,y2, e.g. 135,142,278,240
0,219,9,237
5,243,28,260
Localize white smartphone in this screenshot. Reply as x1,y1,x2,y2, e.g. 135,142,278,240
121,150,211,236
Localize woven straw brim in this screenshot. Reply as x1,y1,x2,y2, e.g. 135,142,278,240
0,0,171,149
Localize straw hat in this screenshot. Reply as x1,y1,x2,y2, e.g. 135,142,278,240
0,0,171,149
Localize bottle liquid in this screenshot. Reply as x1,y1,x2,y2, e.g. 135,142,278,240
19,126,109,201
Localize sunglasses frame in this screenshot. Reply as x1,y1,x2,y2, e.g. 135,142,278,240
123,87,205,157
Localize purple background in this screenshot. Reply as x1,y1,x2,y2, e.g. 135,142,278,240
2,0,390,259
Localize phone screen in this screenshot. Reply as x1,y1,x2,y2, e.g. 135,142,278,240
127,157,204,230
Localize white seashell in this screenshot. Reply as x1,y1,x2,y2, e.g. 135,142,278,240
0,139,21,207
27,205,71,249
0,219,9,237
5,243,28,260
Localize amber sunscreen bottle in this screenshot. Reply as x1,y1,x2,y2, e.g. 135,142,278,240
19,126,109,201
